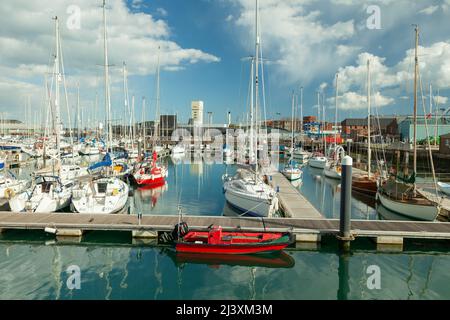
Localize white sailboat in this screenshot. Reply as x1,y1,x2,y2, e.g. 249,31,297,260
377,26,439,221
437,182,450,196
71,0,129,214
223,0,279,217
9,17,73,213
309,92,327,169
293,87,310,163
0,162,29,202
324,74,345,180
171,145,186,155
71,177,128,214
282,92,302,181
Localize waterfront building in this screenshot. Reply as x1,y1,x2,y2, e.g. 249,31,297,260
399,115,450,142
191,101,204,126
439,133,450,155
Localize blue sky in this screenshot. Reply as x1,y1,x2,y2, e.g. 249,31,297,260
0,0,450,126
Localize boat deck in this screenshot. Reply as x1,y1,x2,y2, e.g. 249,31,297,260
268,172,323,219
417,186,450,219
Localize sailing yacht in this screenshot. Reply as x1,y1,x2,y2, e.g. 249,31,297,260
71,176,128,214
223,169,279,217
282,92,302,181
352,60,379,195
0,162,29,202
223,0,279,218
9,17,74,213
71,1,129,214
377,26,440,221
133,151,167,187
323,74,345,180
323,146,345,180
309,92,328,169
172,145,186,155
292,87,310,163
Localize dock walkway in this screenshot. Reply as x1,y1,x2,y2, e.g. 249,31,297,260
2,213,450,245
269,172,322,219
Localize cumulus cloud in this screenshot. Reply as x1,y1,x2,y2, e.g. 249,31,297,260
333,91,394,110
334,40,450,111
0,0,220,118
419,5,439,15
433,95,449,105
229,0,356,84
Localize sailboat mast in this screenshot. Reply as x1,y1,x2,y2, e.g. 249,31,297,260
155,46,161,145
300,86,303,137
291,91,295,154
249,58,254,164
367,60,372,178
77,82,80,141
413,25,419,178
429,83,433,115
142,97,146,154
254,0,260,174
317,91,321,151
322,91,327,156
103,0,112,152
54,16,61,162
334,74,339,153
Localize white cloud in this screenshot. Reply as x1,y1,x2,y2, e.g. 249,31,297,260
433,95,448,105
156,8,168,17
336,40,450,108
0,0,220,119
419,5,439,15
131,0,143,10
332,91,394,110
229,0,356,84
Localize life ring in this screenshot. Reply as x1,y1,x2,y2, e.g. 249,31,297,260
4,188,15,199
112,188,119,196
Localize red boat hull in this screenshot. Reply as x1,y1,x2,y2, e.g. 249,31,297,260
175,228,293,255
171,251,295,268
136,176,165,187
176,242,291,254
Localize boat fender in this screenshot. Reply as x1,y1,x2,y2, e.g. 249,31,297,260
273,197,279,211
4,188,15,199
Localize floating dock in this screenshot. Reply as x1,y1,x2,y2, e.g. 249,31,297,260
269,172,323,219
1,212,450,248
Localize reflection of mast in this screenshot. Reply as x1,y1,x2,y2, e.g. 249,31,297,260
337,253,350,300
154,250,163,299
249,267,257,300
406,255,414,299
51,245,63,300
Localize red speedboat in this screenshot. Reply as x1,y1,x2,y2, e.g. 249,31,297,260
173,224,293,255
133,151,167,187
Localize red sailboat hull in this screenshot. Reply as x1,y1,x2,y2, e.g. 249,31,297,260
136,176,165,187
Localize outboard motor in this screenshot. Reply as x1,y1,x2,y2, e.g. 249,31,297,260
171,222,189,241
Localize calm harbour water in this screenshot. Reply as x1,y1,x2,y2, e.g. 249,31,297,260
1,155,450,300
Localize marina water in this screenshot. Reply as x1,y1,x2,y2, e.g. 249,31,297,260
1,157,450,299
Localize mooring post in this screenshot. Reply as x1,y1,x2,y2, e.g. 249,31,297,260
338,155,354,251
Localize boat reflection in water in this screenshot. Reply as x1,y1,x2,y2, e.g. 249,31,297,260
377,203,415,221
165,249,295,269
136,182,168,208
